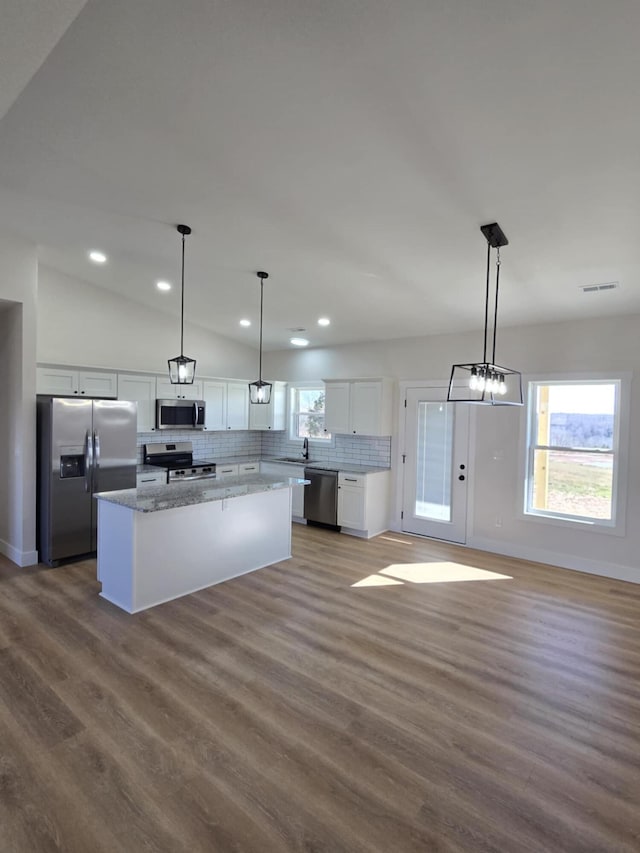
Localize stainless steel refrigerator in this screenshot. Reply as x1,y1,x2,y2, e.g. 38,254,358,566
37,396,137,566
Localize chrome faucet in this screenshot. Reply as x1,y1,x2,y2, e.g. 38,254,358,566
302,437,309,460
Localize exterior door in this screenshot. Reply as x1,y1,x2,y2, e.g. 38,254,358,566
402,386,469,543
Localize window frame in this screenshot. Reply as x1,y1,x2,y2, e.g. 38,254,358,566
288,382,332,443
521,373,630,536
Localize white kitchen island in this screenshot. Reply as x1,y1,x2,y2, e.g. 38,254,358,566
95,474,308,613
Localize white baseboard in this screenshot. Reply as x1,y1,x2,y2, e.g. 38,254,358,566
0,538,39,567
388,523,640,585
468,535,640,585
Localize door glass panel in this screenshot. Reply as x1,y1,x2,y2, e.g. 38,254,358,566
415,402,453,521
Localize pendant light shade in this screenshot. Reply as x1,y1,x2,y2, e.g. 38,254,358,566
447,223,523,406
168,224,196,384
248,271,272,405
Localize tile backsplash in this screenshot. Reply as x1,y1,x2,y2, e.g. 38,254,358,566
137,430,261,463
261,432,392,468
137,430,392,468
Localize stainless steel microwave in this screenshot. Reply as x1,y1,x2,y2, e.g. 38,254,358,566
156,399,206,430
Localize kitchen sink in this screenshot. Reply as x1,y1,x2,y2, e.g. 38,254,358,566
272,456,314,464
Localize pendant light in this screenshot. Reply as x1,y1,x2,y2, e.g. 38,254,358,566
248,271,272,404
447,222,523,406
168,224,196,384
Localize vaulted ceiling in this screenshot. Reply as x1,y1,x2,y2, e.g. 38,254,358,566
1,0,639,349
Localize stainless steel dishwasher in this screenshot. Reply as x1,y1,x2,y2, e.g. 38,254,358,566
303,467,340,530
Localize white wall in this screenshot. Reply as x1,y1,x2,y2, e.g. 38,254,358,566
37,265,258,378
265,314,640,583
0,235,38,566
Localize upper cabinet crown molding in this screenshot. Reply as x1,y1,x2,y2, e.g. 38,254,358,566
323,378,394,437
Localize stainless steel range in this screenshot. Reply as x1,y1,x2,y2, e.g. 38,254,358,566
143,441,217,482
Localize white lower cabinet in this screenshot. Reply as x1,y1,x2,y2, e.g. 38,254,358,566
136,471,167,488
216,463,239,480
238,462,260,475
260,461,306,521
338,476,366,529
338,470,390,538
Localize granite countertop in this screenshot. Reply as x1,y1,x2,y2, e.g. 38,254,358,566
262,458,389,475
209,455,262,466
96,474,309,513
306,462,389,474
136,463,167,475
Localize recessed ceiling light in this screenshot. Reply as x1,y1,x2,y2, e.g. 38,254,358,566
239,318,251,327
318,317,330,326
290,337,309,347
88,250,107,264
156,280,172,292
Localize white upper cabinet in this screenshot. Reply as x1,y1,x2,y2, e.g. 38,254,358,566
203,380,249,430
118,374,157,433
324,379,394,436
156,377,203,400
37,367,118,398
203,380,227,431
323,381,350,435
226,382,250,430
249,381,286,431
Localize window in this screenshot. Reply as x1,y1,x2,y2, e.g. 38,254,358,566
289,385,331,441
525,379,621,526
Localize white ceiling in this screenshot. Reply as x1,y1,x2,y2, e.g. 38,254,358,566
1,0,639,350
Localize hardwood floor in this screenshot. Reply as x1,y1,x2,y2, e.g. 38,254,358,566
1,526,640,852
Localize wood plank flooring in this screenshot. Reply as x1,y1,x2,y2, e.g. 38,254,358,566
1,526,640,852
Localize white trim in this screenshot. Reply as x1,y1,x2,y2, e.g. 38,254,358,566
287,382,332,443
396,380,475,543
519,371,631,536
0,538,38,567
384,524,640,585
468,535,640,585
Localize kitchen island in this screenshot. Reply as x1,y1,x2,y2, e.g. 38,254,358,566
95,474,308,613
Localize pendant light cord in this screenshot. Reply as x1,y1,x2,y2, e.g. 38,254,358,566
180,231,186,357
258,278,264,381
492,247,501,364
482,241,490,363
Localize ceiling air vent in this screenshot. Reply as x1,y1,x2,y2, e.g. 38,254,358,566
580,281,619,293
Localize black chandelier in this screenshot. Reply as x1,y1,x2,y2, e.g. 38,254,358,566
168,224,196,384
447,222,522,406
248,271,272,405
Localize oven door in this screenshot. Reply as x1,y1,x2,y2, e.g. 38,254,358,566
156,399,206,430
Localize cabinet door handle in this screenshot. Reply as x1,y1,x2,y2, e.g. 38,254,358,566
344,478,357,482
140,478,155,483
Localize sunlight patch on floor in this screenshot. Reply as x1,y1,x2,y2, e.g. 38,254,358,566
351,561,512,588
351,574,405,588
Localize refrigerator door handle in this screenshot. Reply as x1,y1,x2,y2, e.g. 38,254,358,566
94,430,101,470
84,430,94,492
